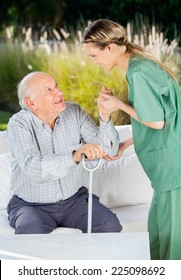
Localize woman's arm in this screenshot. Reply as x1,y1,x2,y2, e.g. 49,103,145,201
100,93,164,130
104,136,134,160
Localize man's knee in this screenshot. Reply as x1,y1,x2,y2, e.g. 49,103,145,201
110,219,122,232
9,206,56,234
15,219,53,234
92,215,122,233
101,218,122,233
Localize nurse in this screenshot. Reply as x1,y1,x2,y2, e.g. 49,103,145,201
83,18,181,260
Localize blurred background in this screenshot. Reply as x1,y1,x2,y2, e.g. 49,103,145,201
0,0,181,129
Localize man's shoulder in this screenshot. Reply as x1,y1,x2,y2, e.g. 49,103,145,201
65,102,81,109
9,109,30,122
64,102,82,114
8,109,33,130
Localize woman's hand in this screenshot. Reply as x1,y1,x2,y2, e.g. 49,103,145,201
98,85,114,122
103,142,125,160
99,91,123,116
104,137,134,161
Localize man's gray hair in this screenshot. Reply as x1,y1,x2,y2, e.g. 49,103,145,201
17,71,44,109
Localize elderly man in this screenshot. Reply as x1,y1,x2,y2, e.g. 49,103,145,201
7,71,121,234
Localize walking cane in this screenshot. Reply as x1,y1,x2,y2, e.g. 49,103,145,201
82,155,102,234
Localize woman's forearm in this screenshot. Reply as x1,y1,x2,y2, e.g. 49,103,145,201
118,100,138,120
121,137,134,152
118,100,164,130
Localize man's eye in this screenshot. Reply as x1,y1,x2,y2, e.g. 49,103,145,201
46,88,52,93
44,88,51,95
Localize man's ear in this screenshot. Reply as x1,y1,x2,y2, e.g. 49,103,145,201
25,97,37,111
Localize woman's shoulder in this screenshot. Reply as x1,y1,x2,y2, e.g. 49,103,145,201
127,55,167,82
128,56,158,72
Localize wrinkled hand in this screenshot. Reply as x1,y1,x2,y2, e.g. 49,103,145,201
73,143,107,163
99,91,122,115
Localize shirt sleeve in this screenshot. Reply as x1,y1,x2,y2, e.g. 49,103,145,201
78,107,119,156
7,120,77,183
129,71,164,122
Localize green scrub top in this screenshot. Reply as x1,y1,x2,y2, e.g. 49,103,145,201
126,56,181,193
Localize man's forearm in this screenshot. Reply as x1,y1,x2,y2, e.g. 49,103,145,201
99,119,119,156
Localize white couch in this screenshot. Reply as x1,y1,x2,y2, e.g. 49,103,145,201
0,125,153,235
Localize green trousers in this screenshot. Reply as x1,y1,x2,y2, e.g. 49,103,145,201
148,187,181,260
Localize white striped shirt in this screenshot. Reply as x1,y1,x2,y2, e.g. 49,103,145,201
7,102,119,203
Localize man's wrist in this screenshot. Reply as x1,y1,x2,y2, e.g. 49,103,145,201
99,115,111,123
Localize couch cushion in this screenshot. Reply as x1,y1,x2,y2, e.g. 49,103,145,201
0,153,12,210
0,131,9,154
0,210,15,234
111,203,150,232
83,154,153,208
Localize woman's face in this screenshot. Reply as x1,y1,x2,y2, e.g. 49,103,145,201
84,42,128,72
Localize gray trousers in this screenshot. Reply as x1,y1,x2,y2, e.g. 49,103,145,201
7,187,122,234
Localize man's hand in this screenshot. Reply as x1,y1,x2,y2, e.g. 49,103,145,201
73,143,106,163
98,85,113,122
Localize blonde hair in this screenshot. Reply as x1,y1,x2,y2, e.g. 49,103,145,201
83,19,176,80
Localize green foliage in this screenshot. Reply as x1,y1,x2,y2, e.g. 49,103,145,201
0,43,49,111
0,111,14,131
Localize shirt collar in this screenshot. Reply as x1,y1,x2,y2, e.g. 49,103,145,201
29,111,60,129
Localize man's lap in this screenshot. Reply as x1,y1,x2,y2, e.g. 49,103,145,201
7,187,122,234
